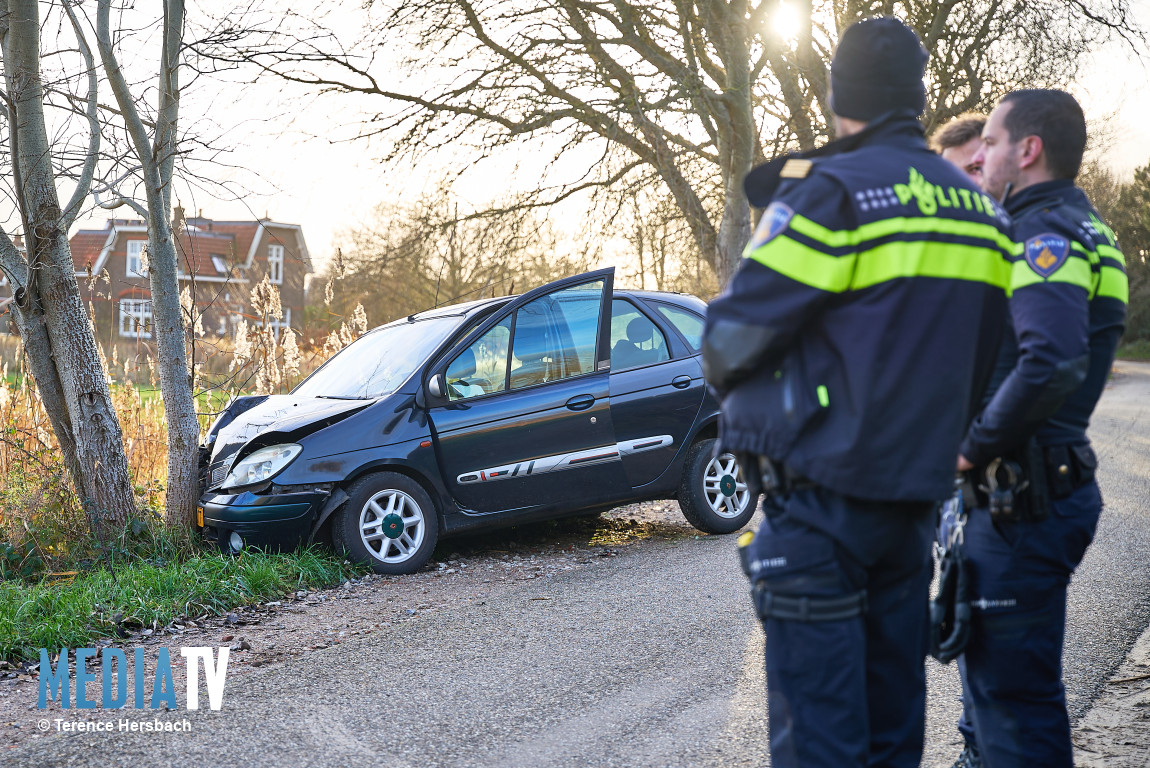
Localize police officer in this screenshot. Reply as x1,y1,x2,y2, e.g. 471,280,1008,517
702,17,1012,767
948,89,1127,768
933,113,987,185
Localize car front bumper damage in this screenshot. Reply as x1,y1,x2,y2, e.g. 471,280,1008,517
199,486,342,553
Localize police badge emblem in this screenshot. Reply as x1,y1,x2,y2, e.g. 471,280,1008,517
749,202,794,250
1024,233,1071,278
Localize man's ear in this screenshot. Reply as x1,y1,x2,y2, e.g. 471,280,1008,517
1018,135,1045,171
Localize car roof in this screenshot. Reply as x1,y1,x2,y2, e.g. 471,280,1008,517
616,289,707,312
616,288,698,301
367,281,704,335
406,296,509,320
361,296,508,336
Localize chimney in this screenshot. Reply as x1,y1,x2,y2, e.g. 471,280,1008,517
173,204,186,233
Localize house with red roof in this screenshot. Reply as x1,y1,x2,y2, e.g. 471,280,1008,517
69,207,312,343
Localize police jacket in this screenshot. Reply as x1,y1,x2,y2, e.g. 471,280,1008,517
703,114,1010,502
958,180,1128,465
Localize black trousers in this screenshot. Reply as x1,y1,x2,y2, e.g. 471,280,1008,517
746,486,935,768
955,479,1102,767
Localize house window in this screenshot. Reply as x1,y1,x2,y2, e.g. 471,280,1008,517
119,299,153,338
126,240,148,277
267,244,284,285
263,307,291,341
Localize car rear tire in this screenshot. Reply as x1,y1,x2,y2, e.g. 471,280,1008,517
333,472,439,575
678,438,754,534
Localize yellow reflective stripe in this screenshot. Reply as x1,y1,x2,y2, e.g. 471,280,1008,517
850,241,1011,291
744,235,855,292
1009,256,1092,294
1096,265,1129,303
1071,242,1100,266
1098,243,1126,267
787,214,1015,253
1066,242,1124,267
746,236,1011,293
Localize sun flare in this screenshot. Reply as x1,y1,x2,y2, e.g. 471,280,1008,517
773,1,801,42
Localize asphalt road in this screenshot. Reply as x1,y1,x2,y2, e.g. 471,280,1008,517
10,362,1150,768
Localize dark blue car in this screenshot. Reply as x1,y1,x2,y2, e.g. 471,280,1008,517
197,268,751,574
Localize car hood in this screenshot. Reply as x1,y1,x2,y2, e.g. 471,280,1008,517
209,395,374,467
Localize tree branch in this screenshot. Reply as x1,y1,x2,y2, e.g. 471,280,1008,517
60,0,101,230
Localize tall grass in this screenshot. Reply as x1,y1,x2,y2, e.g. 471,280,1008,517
0,285,357,558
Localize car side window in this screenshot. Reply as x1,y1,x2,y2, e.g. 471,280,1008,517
510,280,604,390
610,300,669,370
445,317,512,401
654,303,704,352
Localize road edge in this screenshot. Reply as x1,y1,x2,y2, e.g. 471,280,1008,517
1073,620,1150,766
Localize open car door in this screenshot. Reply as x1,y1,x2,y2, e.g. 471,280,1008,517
425,269,627,516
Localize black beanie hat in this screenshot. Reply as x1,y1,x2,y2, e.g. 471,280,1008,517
830,17,928,122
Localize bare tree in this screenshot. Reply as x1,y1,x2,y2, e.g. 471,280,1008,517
322,186,590,331
91,0,200,527
0,0,136,526
200,0,1141,283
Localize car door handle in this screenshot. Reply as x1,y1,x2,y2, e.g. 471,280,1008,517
671,375,692,389
565,394,596,411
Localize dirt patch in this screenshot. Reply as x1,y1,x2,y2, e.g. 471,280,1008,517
0,500,697,750
1073,623,1150,767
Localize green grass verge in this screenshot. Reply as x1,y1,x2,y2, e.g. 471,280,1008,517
0,548,366,662
1116,339,1150,361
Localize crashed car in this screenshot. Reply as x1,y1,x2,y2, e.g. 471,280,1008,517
197,268,751,574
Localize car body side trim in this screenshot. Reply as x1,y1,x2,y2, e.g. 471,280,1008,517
456,435,673,485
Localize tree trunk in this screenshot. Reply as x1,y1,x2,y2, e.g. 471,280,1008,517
713,4,756,288
0,237,83,486
146,211,200,527
2,0,136,526
96,0,200,526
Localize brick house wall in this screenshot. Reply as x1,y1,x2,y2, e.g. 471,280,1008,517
61,210,312,345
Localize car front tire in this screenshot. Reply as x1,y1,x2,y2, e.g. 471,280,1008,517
678,438,755,534
333,472,439,575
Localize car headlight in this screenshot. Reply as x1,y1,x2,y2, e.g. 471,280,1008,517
221,444,302,490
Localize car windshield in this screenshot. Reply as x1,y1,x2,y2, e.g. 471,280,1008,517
293,316,463,399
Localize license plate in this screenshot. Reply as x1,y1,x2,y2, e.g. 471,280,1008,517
196,507,204,527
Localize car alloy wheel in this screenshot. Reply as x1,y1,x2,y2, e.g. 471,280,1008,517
678,437,756,534
334,472,439,575
703,452,751,519
358,489,426,564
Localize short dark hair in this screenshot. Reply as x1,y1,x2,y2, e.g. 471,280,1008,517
931,113,986,152
1000,89,1087,180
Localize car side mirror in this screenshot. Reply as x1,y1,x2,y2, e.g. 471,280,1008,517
428,374,445,399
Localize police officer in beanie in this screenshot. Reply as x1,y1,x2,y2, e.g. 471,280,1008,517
703,18,1012,767
947,89,1128,768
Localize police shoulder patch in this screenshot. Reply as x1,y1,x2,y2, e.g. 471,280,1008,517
780,158,812,179
1024,232,1071,278
749,202,794,250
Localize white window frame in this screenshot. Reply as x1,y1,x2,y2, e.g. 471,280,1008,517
119,299,153,338
267,244,284,285
257,307,292,342
126,240,148,277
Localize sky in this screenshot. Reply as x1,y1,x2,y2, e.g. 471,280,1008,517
66,1,1150,272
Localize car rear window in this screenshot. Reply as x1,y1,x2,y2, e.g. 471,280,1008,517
610,300,669,369
653,303,705,352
